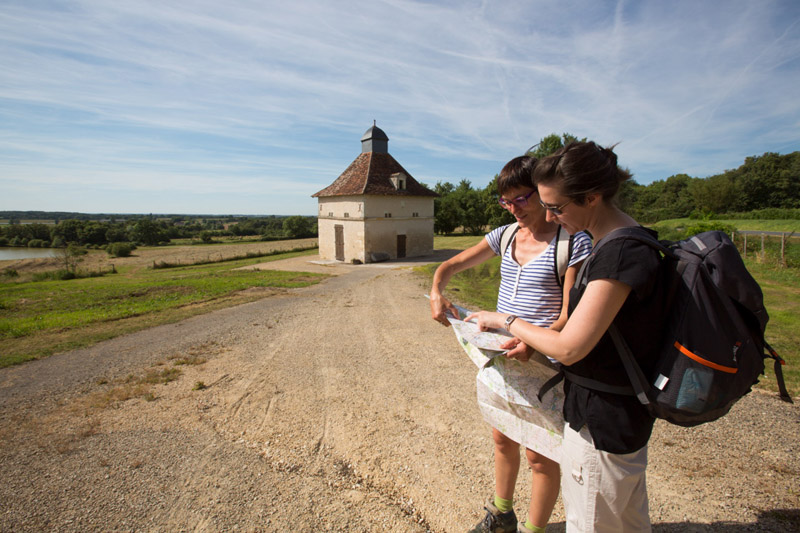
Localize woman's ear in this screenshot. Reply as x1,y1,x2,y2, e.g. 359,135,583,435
585,193,602,207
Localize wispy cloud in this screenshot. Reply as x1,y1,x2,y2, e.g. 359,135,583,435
1,0,799,214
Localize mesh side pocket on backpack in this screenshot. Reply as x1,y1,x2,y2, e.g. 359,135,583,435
675,367,714,413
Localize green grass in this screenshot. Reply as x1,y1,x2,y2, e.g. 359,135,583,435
743,259,800,397
433,234,484,250
427,235,498,310
0,249,326,367
418,257,502,312
651,218,800,234
424,232,800,398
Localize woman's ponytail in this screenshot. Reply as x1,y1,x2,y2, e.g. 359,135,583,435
533,141,631,203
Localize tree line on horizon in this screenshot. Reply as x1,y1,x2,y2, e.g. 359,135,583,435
432,134,800,235
0,214,317,250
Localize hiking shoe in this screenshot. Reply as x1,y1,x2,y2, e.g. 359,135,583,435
468,501,518,533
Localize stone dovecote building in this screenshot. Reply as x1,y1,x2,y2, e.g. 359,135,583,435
312,124,437,263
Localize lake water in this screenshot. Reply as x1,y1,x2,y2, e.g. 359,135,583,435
0,247,58,260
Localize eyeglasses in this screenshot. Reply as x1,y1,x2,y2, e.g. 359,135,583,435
538,198,573,216
498,190,536,209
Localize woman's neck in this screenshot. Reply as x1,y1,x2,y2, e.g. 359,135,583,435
586,204,639,241
518,217,558,241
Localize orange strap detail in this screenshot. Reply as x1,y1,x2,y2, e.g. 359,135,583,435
673,341,738,374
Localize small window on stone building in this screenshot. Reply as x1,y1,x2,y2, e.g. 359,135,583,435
385,212,392,218
390,173,407,191
344,213,349,218
328,212,333,217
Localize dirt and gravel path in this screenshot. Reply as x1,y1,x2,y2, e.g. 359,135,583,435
1,253,798,532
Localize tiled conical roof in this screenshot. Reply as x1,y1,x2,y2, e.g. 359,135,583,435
312,127,437,198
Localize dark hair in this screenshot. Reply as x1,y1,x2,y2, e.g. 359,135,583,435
532,141,632,204
496,155,537,195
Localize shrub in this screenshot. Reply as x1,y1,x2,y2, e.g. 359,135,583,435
31,268,111,282
683,221,736,239
107,242,136,257
33,269,76,281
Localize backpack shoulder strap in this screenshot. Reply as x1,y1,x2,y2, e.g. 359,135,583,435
576,226,672,291
499,222,520,258
764,340,794,403
553,225,574,287
598,226,675,257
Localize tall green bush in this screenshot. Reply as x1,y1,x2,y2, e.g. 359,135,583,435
106,242,136,257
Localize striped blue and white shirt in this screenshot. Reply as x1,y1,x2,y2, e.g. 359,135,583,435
486,225,592,326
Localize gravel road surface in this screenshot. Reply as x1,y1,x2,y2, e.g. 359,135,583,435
1,253,798,532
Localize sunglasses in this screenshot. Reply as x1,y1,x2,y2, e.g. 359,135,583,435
498,190,536,209
538,198,573,216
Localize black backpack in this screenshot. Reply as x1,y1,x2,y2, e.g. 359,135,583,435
566,227,792,426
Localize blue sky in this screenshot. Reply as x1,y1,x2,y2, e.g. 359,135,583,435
1,0,799,216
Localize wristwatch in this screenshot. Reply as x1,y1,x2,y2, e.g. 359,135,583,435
504,314,518,330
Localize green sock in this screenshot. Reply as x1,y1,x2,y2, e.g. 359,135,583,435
493,495,514,513
524,520,546,533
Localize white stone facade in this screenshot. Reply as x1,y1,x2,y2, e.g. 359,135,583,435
317,195,434,263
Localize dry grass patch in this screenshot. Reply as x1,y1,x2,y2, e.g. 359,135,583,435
78,339,221,410
80,364,185,411
30,415,103,455
168,339,221,366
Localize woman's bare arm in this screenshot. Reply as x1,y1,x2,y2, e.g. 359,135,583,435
548,261,582,332
430,239,496,326
466,278,631,365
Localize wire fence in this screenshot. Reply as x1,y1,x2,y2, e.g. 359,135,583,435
733,231,799,268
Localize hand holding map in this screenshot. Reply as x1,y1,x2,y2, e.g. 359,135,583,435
430,295,566,462
447,316,514,352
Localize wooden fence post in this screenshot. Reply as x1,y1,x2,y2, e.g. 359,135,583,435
743,234,747,258
781,233,787,267
760,233,766,262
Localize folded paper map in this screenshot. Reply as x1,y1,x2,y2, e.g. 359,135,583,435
439,301,565,462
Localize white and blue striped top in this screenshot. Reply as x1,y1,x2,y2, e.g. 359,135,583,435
486,225,592,326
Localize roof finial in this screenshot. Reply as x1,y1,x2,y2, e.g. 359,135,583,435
373,119,376,126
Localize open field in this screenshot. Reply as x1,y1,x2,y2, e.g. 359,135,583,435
0,219,57,225
0,239,323,367
0,237,318,278
651,218,800,234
